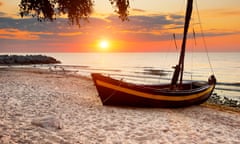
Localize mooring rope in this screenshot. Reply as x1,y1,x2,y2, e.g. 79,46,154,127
103,77,124,103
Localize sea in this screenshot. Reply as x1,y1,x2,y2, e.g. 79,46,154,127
4,52,240,100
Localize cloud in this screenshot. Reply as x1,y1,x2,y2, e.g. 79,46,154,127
219,9,240,16
0,14,235,39
102,14,185,41
0,17,67,32
57,32,83,36
0,13,184,32
0,11,6,17
106,14,183,30
200,8,240,18
206,8,240,17
131,8,146,13
0,28,53,40
0,13,237,52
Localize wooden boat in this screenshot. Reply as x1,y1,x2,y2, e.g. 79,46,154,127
91,0,216,108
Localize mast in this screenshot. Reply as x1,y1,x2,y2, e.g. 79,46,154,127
171,0,193,87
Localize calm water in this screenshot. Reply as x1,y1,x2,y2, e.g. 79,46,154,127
5,52,240,99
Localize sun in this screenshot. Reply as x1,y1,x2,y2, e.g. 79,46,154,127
99,40,109,50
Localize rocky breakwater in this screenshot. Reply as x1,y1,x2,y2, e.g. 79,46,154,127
0,55,61,65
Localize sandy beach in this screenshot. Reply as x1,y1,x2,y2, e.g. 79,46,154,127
0,67,239,144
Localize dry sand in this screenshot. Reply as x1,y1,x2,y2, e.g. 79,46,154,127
0,67,239,144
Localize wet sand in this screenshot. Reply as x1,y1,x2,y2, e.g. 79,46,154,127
0,67,239,144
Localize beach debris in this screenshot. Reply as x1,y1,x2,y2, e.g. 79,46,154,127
207,93,240,108
31,116,63,130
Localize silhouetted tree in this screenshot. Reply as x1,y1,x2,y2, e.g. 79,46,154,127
19,0,130,26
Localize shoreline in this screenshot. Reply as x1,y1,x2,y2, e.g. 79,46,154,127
0,67,240,143
3,66,240,110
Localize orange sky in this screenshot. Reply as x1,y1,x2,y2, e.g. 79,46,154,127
0,0,240,52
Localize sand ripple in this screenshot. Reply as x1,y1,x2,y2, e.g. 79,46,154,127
0,68,240,144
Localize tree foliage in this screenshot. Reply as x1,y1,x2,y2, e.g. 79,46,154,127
19,0,130,26
109,0,129,21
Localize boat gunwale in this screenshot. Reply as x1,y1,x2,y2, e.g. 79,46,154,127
92,73,214,96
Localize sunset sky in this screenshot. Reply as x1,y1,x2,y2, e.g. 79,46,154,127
0,0,240,52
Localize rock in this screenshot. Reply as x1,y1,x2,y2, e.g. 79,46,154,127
31,116,63,130
207,94,240,108
0,55,61,65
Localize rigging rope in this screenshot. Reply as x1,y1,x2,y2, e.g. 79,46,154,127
173,33,178,50
195,0,215,75
193,28,197,46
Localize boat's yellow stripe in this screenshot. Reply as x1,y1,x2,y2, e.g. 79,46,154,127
96,80,214,101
